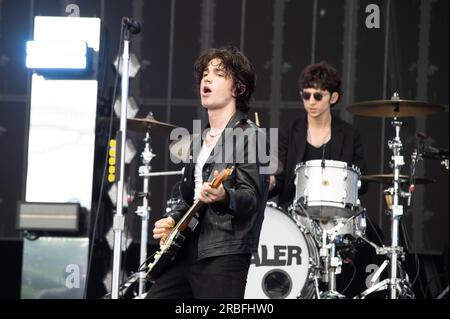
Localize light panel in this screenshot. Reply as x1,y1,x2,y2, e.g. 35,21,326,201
26,40,88,69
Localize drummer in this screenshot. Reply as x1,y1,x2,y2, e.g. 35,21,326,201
269,61,367,208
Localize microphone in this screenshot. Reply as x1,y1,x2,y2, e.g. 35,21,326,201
321,143,326,168
123,17,141,34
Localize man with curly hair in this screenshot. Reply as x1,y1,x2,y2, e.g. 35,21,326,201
146,46,269,299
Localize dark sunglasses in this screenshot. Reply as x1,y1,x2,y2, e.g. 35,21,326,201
301,91,327,101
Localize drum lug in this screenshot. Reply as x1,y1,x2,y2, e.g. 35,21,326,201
342,190,347,205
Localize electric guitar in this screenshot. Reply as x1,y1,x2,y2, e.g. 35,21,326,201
146,165,234,282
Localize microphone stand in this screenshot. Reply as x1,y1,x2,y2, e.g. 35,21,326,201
111,20,137,299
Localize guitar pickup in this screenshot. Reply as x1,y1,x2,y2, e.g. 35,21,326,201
174,232,185,243
188,216,199,230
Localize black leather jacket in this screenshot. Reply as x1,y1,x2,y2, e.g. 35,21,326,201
165,110,269,260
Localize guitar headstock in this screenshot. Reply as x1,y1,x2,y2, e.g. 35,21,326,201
210,165,234,188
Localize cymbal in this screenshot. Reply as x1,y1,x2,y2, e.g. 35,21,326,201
361,174,434,185
346,99,444,117
127,116,177,135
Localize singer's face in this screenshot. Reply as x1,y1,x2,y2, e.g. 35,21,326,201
301,87,332,119
200,58,236,111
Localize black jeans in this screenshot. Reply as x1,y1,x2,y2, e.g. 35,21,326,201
145,253,251,299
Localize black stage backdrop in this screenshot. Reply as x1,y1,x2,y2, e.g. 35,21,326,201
0,0,448,299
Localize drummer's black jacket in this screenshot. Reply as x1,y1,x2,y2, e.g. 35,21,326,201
164,110,269,260
270,113,367,208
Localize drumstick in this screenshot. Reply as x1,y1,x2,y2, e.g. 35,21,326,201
254,112,260,127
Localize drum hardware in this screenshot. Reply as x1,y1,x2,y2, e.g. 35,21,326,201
346,92,447,299
366,111,414,298
436,286,449,299
413,133,449,170
131,125,184,298
354,246,414,299
422,148,449,170
290,197,321,235
293,195,366,245
292,160,366,298
361,174,434,185
316,223,349,299
312,276,321,299
316,208,365,299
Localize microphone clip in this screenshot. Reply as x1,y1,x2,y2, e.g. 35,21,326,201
122,17,141,34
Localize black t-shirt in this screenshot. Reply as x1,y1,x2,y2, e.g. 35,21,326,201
302,139,332,162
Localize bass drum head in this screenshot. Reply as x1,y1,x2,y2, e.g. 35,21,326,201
245,205,317,299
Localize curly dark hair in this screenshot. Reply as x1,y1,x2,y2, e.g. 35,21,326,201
194,46,255,113
299,61,342,106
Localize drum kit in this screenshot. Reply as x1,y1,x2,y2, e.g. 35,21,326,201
116,94,447,300
245,93,448,299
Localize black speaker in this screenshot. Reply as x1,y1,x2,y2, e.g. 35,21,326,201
0,239,23,299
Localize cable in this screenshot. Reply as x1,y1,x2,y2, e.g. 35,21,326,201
400,220,424,298
400,221,419,284
83,23,124,299
364,213,384,246
342,259,357,294
120,217,129,299
424,273,446,299
138,251,157,272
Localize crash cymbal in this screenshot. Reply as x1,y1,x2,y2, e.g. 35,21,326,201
346,99,444,117
361,174,434,185
127,116,177,135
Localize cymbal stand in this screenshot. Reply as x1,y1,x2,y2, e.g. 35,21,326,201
318,223,346,299
357,112,414,299
134,130,184,298
134,129,155,298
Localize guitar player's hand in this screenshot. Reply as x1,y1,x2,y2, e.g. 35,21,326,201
153,217,175,246
199,170,229,205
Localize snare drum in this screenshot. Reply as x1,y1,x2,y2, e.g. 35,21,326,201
245,204,319,299
294,160,361,219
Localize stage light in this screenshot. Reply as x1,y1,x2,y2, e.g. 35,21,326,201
125,139,137,164
113,53,141,78
105,225,133,252
26,40,89,70
113,96,139,119
107,183,130,208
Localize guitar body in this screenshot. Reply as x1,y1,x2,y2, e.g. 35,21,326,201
146,229,185,282
145,166,234,282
